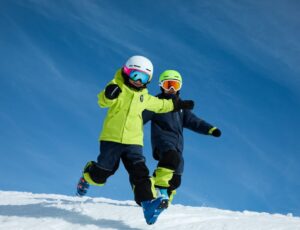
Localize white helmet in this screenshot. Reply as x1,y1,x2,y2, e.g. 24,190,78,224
124,55,153,83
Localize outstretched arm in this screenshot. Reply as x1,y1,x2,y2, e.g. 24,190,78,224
144,94,174,113
145,94,194,114
183,110,221,137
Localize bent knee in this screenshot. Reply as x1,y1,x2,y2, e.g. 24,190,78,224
158,150,181,170
84,161,113,184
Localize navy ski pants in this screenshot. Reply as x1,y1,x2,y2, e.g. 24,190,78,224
89,141,154,204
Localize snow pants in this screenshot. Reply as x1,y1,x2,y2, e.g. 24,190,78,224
84,141,155,205
152,148,183,201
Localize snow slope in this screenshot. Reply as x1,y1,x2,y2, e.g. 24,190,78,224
0,191,299,230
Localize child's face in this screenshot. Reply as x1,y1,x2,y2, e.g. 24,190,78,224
129,79,145,88
164,88,177,95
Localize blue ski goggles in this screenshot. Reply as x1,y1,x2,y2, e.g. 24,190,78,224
128,70,150,84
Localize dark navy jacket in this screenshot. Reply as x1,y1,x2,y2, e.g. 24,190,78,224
142,93,214,155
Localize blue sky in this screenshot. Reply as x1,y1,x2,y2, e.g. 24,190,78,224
1,0,300,216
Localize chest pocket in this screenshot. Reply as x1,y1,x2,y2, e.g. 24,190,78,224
135,93,145,112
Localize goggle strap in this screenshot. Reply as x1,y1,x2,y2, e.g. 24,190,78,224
123,66,150,77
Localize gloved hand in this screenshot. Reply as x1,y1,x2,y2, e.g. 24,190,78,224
209,127,221,137
105,84,122,99
172,98,194,111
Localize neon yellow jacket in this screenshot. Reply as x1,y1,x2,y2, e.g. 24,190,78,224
98,69,174,146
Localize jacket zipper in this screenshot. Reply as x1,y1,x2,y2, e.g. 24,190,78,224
121,92,135,143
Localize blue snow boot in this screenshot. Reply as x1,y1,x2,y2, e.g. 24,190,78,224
76,176,89,196
156,188,169,208
76,161,94,196
141,197,168,225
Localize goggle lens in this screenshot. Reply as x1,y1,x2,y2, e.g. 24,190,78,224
161,80,182,91
123,66,150,84
129,70,150,84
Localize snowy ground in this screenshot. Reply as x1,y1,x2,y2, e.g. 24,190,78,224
0,191,299,230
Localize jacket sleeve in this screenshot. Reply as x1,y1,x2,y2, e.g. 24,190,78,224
142,110,154,124
144,94,174,113
183,109,214,135
97,79,118,108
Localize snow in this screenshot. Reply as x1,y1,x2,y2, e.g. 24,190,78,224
0,191,299,230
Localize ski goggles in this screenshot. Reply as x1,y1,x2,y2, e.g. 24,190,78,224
123,66,150,84
160,79,182,91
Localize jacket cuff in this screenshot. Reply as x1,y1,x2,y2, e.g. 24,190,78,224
208,127,217,135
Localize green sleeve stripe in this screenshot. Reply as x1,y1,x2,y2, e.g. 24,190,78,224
208,127,217,135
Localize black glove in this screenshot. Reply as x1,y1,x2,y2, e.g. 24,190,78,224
211,128,221,137
173,98,194,111
105,84,122,99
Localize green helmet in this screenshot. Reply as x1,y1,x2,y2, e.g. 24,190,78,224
159,70,182,84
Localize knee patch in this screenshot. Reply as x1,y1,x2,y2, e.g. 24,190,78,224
84,161,113,185
158,150,181,170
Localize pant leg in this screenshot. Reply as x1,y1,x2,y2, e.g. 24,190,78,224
121,144,155,205
85,141,122,185
153,149,183,191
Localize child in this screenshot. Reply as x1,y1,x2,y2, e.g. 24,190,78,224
76,56,194,225
143,70,221,206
